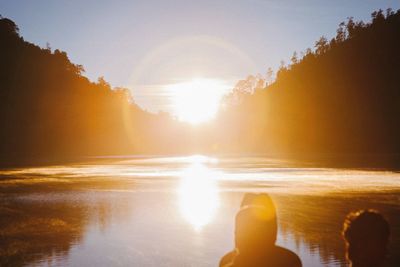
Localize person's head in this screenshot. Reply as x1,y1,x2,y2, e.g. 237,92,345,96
342,209,390,267
235,193,277,255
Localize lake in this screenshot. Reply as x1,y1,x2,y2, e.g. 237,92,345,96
0,155,399,266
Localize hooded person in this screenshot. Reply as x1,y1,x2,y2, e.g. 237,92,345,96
220,193,302,267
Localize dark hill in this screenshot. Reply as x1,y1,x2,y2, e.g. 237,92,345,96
1,9,400,168
0,17,181,166
216,9,400,166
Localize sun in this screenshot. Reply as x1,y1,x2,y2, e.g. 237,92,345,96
165,78,231,124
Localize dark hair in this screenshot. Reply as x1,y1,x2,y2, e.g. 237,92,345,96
342,209,390,265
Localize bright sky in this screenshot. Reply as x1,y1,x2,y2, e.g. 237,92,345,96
1,0,399,114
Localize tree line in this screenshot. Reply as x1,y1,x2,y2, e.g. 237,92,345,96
1,9,399,166
211,9,400,166
0,17,194,165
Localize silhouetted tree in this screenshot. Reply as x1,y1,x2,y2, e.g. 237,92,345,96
0,17,192,165
2,8,400,167
215,9,400,166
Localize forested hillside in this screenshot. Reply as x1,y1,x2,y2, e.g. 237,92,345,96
0,17,192,165
1,9,400,166
216,9,400,164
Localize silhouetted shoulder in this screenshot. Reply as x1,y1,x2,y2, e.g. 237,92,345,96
220,246,301,267
273,246,302,267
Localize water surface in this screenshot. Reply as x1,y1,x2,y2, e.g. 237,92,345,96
0,156,399,266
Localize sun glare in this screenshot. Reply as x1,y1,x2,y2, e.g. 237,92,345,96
165,78,231,124
178,158,220,230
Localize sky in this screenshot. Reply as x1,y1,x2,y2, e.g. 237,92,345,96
1,0,400,113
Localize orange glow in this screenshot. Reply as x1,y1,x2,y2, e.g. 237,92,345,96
165,78,231,124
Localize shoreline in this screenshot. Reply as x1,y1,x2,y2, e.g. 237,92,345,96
1,152,400,171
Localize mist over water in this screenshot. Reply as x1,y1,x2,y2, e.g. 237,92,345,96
1,156,399,266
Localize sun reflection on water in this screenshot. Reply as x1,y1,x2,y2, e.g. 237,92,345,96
178,157,220,231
